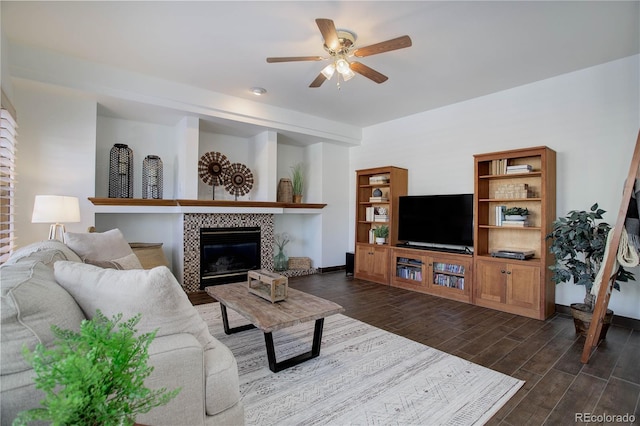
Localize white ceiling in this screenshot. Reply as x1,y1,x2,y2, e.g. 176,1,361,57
2,1,639,129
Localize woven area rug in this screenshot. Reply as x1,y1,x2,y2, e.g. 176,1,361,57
196,303,524,425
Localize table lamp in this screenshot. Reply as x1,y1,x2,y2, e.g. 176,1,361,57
31,195,81,242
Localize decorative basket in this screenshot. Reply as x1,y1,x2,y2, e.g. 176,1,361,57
288,257,311,270
277,178,293,203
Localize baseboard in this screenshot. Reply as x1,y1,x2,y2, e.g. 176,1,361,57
555,304,640,330
318,265,346,274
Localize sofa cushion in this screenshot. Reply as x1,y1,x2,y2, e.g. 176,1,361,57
64,228,143,269
4,239,82,266
53,262,216,350
1,261,86,375
204,343,241,416
83,253,141,270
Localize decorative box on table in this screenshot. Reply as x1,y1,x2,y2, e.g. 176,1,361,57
247,269,288,303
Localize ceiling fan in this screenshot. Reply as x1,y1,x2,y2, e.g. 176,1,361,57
266,18,412,88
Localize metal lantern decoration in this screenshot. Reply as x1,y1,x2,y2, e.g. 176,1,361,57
109,143,133,198
142,155,163,199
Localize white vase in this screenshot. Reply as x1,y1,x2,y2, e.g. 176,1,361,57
375,237,386,245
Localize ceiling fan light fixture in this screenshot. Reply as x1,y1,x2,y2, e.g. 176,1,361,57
335,57,350,74
341,67,355,81
321,63,336,79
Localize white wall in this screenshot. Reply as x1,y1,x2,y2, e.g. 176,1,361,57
312,142,350,268
272,141,350,268
13,80,97,246
350,55,640,319
1,22,13,101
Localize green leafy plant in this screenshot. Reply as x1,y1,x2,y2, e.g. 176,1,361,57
546,203,634,309
374,225,389,239
504,207,529,216
14,311,180,426
290,163,304,196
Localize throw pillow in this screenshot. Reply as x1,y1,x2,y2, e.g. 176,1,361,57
1,261,86,375
53,261,215,350
83,253,141,270
65,228,143,269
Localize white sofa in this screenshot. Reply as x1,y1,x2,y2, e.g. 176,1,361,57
0,239,244,425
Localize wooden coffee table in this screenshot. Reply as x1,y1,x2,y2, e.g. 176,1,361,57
206,282,344,372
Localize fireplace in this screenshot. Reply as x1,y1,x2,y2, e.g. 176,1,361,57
200,227,261,288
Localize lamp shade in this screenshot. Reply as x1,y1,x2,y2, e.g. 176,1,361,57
31,195,81,224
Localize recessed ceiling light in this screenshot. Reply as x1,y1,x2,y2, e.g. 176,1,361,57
250,87,267,96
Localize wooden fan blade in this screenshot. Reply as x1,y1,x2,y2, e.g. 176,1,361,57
350,62,388,84
316,18,340,51
309,73,327,88
353,35,412,57
266,56,324,63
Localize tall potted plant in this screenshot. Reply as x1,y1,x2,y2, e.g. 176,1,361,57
290,163,304,203
546,203,634,339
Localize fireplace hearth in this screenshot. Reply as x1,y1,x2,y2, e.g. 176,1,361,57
200,227,260,288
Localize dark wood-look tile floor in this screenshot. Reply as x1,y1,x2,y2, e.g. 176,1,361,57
190,272,640,425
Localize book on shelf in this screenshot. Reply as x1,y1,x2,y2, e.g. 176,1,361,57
495,205,506,226
433,273,464,290
368,228,375,244
396,266,422,281
506,165,533,174
490,158,508,175
369,197,389,202
374,215,389,222
365,206,375,222
502,220,530,227
368,175,390,184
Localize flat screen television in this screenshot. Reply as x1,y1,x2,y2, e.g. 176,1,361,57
398,194,474,248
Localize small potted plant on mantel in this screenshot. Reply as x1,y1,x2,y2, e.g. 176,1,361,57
290,163,304,203
374,225,389,245
546,203,635,340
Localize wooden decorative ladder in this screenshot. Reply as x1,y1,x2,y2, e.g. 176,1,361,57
581,129,640,363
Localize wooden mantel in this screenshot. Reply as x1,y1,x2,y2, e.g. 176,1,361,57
88,197,326,209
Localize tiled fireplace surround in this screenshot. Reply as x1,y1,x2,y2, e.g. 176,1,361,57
182,213,275,293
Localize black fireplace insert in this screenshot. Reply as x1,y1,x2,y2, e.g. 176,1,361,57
200,227,260,289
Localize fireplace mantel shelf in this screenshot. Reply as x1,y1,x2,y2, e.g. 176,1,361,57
88,198,327,214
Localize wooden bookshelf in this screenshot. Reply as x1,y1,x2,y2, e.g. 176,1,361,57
473,146,556,320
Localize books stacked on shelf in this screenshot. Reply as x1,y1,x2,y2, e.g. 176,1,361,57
369,196,388,202
495,205,506,226
397,266,422,281
368,228,375,244
374,214,389,222
490,160,534,175
369,175,390,185
502,220,530,227
433,273,464,289
433,262,465,274
506,164,533,174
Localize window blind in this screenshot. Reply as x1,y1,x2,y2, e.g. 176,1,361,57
0,106,17,263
